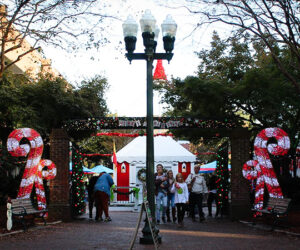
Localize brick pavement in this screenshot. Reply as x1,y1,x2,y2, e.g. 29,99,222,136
0,210,299,250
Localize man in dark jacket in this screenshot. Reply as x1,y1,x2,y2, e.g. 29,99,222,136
207,173,220,217
87,175,99,219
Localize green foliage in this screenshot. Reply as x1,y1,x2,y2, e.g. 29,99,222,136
0,144,24,205
157,31,300,147
0,73,108,138
0,73,109,206
77,129,135,168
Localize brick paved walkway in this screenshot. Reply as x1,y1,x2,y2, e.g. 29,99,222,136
0,210,299,250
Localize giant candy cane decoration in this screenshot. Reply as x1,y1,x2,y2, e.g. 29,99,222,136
7,128,56,210
242,128,290,210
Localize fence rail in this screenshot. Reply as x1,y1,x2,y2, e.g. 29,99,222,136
110,186,140,210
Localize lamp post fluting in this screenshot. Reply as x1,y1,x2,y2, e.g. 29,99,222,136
122,10,177,245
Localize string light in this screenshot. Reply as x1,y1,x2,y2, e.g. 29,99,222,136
71,150,85,215
215,144,230,212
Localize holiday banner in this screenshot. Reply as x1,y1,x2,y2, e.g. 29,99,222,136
63,117,238,131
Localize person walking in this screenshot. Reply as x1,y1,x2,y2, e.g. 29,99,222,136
166,170,176,223
94,171,114,222
171,173,189,228
87,174,100,219
207,173,220,217
154,164,169,224
186,165,208,222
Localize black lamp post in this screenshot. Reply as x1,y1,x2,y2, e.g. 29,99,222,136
122,10,177,244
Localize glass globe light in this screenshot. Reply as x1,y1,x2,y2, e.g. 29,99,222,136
161,14,177,38
140,9,156,33
122,15,138,38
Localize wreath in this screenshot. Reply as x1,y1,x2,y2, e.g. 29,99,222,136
137,168,146,182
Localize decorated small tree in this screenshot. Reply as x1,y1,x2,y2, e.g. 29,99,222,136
71,148,85,216
216,141,229,216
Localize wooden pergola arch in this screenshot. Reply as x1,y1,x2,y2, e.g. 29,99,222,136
49,117,251,221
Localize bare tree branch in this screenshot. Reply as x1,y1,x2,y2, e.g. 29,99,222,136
0,0,119,78
176,0,300,94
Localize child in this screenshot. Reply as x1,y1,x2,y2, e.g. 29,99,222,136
171,173,189,228
166,170,176,223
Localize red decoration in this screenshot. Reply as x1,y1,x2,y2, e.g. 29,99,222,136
153,59,167,80
113,141,117,168
195,152,217,155
242,128,290,210
297,147,300,177
6,128,56,210
117,162,129,201
81,153,112,157
178,162,191,181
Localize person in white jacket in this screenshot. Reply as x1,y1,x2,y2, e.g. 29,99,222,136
186,165,208,222
171,173,189,228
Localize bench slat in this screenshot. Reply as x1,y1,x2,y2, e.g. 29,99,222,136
11,198,47,215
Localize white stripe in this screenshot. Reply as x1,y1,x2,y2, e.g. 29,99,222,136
22,128,33,137
265,127,277,137
277,136,290,150
254,137,266,148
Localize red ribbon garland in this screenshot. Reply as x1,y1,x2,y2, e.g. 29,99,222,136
195,152,217,155
81,153,112,157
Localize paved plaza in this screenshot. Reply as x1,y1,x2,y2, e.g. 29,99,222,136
0,208,299,250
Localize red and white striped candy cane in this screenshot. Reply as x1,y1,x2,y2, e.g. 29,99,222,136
242,160,258,181
7,128,56,210
243,128,290,210
35,160,56,210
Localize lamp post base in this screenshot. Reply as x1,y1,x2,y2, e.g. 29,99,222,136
139,219,162,245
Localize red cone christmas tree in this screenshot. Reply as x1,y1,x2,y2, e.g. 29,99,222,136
153,59,167,80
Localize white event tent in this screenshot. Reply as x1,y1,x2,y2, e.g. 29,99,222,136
114,136,196,193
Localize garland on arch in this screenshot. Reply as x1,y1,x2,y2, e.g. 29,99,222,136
63,117,239,131
81,153,112,157
93,132,174,137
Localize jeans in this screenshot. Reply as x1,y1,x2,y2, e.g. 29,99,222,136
167,193,175,208
156,192,167,221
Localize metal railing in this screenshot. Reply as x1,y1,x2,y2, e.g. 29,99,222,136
110,186,141,211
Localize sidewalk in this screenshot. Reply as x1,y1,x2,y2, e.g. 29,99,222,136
0,209,299,250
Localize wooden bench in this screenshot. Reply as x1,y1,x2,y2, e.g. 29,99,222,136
9,198,48,231
253,197,292,230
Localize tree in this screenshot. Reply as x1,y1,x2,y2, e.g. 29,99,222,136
156,32,300,146
77,129,135,168
170,0,300,94
0,72,109,140
0,0,118,78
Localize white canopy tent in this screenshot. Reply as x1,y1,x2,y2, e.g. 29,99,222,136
115,136,196,189
116,136,196,164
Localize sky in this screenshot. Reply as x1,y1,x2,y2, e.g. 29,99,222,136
44,0,231,117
